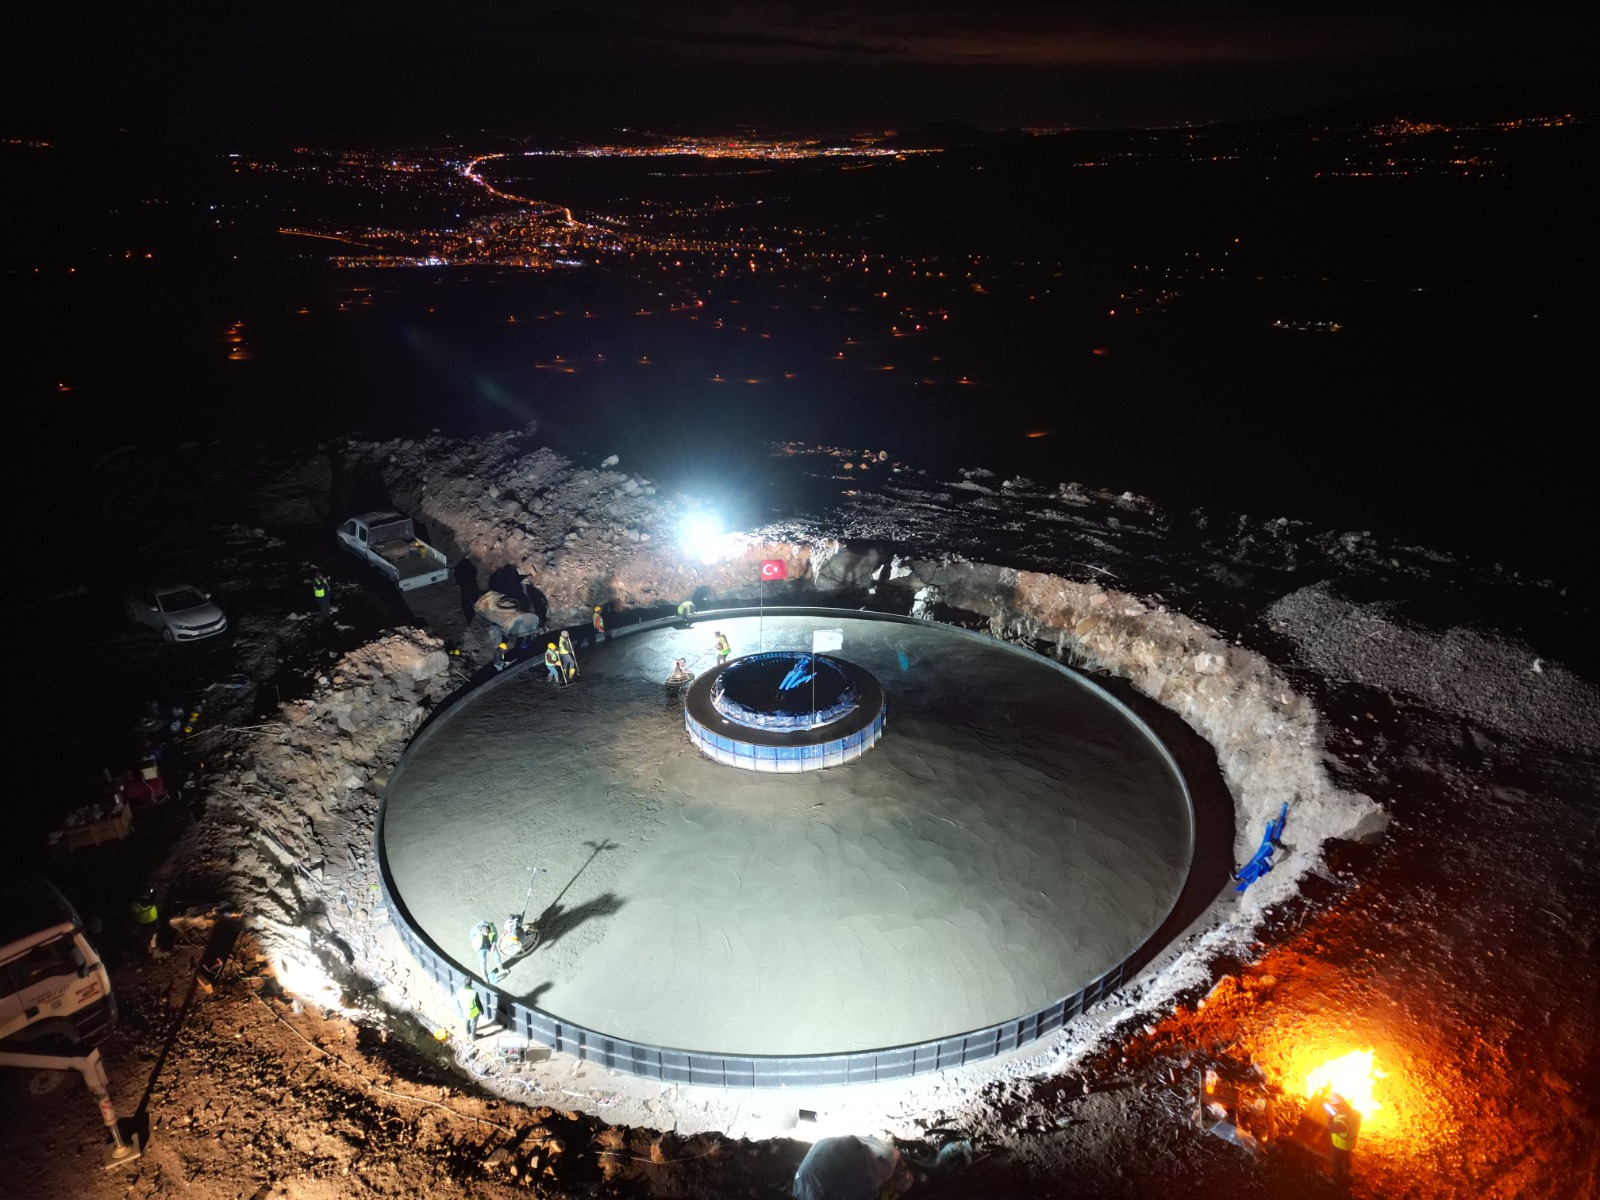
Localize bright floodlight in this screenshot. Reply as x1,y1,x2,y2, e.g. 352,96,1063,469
678,511,725,560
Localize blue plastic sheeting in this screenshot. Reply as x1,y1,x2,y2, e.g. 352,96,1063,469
1233,802,1288,892
711,651,858,731
687,705,886,772
711,690,859,732
778,656,817,692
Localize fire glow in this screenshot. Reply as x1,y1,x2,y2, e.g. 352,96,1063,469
1304,1048,1386,1119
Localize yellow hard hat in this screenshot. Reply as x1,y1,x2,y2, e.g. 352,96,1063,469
499,641,508,649
548,642,556,649
593,605,601,611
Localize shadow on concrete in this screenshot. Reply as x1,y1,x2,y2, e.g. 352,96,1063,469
548,838,620,910
529,892,627,954
487,981,552,1032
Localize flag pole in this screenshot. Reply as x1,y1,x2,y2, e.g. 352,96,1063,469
811,653,816,728
759,574,764,651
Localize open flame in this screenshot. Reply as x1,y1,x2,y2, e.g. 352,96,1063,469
1304,1048,1386,1118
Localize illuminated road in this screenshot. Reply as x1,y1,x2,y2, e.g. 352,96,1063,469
461,154,576,225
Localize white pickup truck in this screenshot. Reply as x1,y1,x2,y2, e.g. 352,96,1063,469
337,512,450,590
1,878,116,1052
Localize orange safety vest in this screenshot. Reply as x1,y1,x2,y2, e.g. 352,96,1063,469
593,610,605,632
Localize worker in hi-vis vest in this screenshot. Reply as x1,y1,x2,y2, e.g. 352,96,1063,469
469,919,502,981
544,643,566,685
1325,1093,1360,1185
455,982,483,1039
558,628,577,678
714,631,732,663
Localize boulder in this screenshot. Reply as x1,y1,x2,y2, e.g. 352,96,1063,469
814,548,881,589
408,651,450,682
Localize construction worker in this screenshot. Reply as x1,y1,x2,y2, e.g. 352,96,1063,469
1325,1093,1360,1186
454,981,483,1039
150,912,176,961
501,912,525,957
469,919,503,981
592,604,606,643
543,642,566,685
714,630,732,663
676,599,696,622
558,628,577,678
493,640,511,672
312,573,330,622
129,889,159,956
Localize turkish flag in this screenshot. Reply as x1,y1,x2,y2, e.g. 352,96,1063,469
760,559,788,581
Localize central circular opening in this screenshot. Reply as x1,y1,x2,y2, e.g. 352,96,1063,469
685,651,886,773
713,651,856,730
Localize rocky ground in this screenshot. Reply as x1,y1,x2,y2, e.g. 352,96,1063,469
3,428,1596,1197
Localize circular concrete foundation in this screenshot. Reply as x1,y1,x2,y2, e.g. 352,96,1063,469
378,609,1195,1085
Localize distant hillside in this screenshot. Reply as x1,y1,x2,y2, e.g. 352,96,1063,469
871,121,1033,151
1284,76,1598,127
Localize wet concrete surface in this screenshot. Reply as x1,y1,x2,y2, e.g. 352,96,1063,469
381,613,1194,1055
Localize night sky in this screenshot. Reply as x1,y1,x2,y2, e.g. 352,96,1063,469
4,1,1590,139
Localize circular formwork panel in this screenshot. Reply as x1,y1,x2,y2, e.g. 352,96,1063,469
686,652,886,772
378,610,1194,1081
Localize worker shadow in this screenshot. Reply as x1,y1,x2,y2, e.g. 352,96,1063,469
487,564,546,623
524,891,627,954
484,981,552,1033
453,559,480,619
126,918,242,1151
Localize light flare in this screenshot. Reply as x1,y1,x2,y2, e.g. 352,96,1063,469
678,512,728,562
1305,1048,1386,1119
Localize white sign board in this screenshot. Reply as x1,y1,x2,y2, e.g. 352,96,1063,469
812,628,843,653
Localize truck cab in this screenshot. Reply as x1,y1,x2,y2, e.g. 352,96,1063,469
0,878,117,1052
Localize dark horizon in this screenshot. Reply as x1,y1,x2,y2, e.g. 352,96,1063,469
3,2,1593,143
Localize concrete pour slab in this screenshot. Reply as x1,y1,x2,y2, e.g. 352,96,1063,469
380,613,1193,1056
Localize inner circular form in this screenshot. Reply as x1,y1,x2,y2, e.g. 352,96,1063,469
380,613,1194,1058
714,652,857,729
